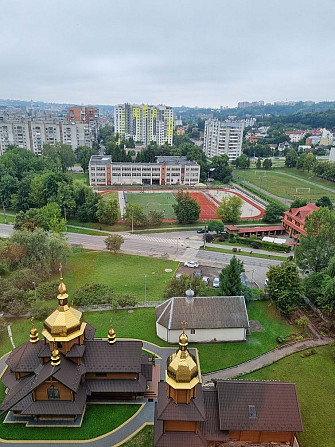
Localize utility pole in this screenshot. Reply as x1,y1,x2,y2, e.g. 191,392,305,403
203,225,207,249
131,209,134,234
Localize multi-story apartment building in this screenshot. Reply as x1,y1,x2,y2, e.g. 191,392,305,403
114,103,173,146
89,155,200,186
0,120,95,155
67,106,99,124
203,120,244,161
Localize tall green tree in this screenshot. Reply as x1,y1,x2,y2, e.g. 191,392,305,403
210,154,232,183
219,256,244,296
235,154,250,169
96,199,119,225
216,195,243,223
124,203,148,227
295,207,335,272
172,191,200,224
75,146,96,173
262,158,272,169
267,260,303,316
263,203,285,223
315,196,333,209
42,143,75,173
255,157,262,169
285,149,298,168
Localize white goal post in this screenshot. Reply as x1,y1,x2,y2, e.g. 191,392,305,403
295,187,310,193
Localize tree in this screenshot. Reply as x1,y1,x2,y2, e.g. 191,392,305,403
207,220,225,235
42,143,75,173
263,203,285,223
172,191,200,224
295,316,309,335
295,207,335,272
315,196,333,209
285,149,298,168
210,155,232,183
76,146,96,173
105,234,124,254
219,256,244,296
0,174,19,222
235,154,250,169
124,203,148,227
266,260,303,316
216,195,243,223
48,234,72,272
57,183,76,221
256,157,262,169
164,274,208,298
148,210,164,227
262,158,272,169
290,198,307,209
96,199,119,225
318,277,335,313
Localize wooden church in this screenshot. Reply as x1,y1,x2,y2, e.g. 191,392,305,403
0,273,153,423
154,326,303,446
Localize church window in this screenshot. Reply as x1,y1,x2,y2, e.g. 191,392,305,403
47,385,60,399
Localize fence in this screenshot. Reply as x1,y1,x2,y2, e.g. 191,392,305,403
77,301,165,313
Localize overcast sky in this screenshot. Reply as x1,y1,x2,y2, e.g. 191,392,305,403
1,0,335,108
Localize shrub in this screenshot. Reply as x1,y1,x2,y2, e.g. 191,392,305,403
1,287,29,313
30,300,54,320
114,294,138,307
73,283,114,306
36,280,59,301
252,241,261,249
217,236,226,242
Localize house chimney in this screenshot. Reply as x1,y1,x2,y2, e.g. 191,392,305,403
185,288,194,303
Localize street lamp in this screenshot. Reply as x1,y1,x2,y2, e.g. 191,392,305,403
144,275,147,305
32,281,37,302
131,208,134,234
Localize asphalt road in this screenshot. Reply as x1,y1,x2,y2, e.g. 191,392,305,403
0,224,280,287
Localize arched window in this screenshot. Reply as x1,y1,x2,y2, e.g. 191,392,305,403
47,385,60,399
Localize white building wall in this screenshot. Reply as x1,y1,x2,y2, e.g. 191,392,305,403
157,324,247,343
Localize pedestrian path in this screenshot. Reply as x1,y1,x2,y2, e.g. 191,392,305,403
203,337,331,381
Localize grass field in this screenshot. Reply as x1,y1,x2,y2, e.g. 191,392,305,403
121,424,153,446
126,192,177,218
242,345,335,447
4,301,296,373
68,171,89,185
234,169,335,202
101,191,119,202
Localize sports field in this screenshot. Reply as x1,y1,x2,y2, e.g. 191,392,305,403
234,169,335,202
126,192,177,218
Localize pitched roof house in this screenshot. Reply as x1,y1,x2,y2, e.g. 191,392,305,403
155,296,249,343
282,203,319,240
1,274,153,424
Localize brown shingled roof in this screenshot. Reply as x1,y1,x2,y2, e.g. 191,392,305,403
201,388,229,442
156,297,249,330
6,340,44,372
83,340,143,373
86,374,147,394
156,382,206,422
217,380,303,432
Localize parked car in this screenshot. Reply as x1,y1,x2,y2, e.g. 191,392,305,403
213,277,220,288
196,228,209,233
202,276,210,285
184,261,199,268
194,269,202,278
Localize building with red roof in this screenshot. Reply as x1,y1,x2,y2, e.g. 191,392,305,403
282,203,319,240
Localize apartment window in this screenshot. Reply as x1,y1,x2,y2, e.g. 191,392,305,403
191,329,196,334
47,385,60,399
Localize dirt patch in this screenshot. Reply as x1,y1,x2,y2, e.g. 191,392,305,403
249,320,265,332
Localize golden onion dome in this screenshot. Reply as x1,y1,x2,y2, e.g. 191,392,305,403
51,348,61,366
29,317,39,343
166,326,199,389
42,269,86,343
108,323,116,344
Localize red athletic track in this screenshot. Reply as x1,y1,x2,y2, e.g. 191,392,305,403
97,188,265,221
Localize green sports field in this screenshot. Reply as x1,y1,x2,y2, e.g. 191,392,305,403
126,192,177,218
234,169,335,202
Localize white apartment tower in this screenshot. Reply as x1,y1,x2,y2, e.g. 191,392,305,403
114,103,174,146
203,120,244,161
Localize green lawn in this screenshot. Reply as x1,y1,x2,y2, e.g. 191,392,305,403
68,171,89,185
278,167,335,191
121,424,153,446
102,191,119,202
67,226,111,236
5,301,296,373
0,213,15,224
234,169,335,202
0,394,140,440
126,192,177,218
242,346,335,447
203,246,286,261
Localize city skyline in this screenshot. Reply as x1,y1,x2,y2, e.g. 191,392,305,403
1,0,335,108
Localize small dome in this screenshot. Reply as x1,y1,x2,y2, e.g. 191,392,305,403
108,324,116,344
179,331,188,348
167,349,198,383
51,349,61,366
29,318,39,343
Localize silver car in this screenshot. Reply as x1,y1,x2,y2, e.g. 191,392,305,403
213,277,220,288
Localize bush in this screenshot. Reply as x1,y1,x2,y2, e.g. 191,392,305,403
252,241,261,249
217,236,226,242
36,280,59,301
1,287,29,313
30,300,54,320
114,294,137,307
73,283,114,306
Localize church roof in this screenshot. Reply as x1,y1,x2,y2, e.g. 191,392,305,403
156,296,249,330
6,340,44,372
216,380,303,432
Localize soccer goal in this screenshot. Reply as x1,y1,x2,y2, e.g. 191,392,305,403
295,187,310,194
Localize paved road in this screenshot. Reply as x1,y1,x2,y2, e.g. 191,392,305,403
0,224,280,288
